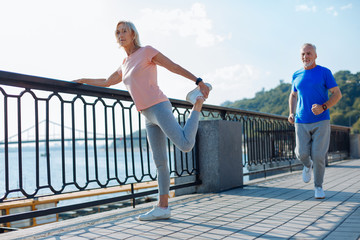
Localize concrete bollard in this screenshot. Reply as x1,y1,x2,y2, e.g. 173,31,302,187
195,120,243,193
175,120,243,196
350,134,360,159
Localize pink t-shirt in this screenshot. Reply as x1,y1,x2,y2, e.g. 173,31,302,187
118,45,168,111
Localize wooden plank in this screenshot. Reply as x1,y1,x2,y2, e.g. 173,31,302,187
0,179,174,210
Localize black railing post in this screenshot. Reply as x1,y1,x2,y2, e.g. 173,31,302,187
131,183,135,208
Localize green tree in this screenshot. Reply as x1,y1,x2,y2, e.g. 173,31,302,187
331,112,348,126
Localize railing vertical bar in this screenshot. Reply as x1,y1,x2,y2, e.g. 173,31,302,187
111,105,119,180
138,112,145,178
250,118,255,166
287,123,292,159
146,133,151,178
129,109,137,181
45,99,51,190
171,142,177,176
244,116,250,167
17,96,23,192
3,95,9,194
35,98,40,189
61,101,66,187
83,103,89,183
276,121,280,162
184,111,190,174
263,119,268,163
71,100,77,186
264,120,270,163
104,105,110,181
259,119,265,164
280,122,285,161
92,103,99,184
131,183,135,208
244,118,250,167
257,119,262,164
241,117,246,168
291,125,295,159
273,121,278,159
122,107,129,180
180,112,186,174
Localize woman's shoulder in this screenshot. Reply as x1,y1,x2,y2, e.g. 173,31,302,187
143,45,158,51
142,45,160,56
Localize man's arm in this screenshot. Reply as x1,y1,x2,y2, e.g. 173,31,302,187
325,86,342,108
311,86,342,115
288,90,297,124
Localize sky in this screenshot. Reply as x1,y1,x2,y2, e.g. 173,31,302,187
1,0,359,106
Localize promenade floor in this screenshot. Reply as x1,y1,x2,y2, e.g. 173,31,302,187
2,159,360,240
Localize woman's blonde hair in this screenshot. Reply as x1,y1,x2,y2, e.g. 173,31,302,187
115,21,141,47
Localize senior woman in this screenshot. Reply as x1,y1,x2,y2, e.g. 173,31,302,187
73,20,211,220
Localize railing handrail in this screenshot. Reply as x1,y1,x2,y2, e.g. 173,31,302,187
0,70,133,101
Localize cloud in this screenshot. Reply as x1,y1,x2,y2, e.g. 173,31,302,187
156,63,268,106
203,64,271,104
325,4,351,17
137,3,230,47
295,4,317,12
326,6,338,16
341,4,352,10
295,3,351,17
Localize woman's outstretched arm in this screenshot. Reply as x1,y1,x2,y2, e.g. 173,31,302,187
73,71,122,87
152,52,210,98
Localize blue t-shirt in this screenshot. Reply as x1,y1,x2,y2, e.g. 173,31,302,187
292,65,338,123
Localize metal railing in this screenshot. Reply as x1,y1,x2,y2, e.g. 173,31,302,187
0,70,351,226
210,107,350,178
0,70,198,201
0,70,201,226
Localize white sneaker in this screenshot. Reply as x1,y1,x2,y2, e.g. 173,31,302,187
302,160,313,183
138,206,171,221
315,187,325,199
186,83,212,105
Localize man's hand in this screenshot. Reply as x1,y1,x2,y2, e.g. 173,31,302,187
288,113,295,124
311,104,324,115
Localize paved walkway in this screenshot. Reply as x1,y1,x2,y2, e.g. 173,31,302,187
2,159,360,240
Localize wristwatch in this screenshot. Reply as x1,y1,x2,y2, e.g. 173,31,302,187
322,104,328,111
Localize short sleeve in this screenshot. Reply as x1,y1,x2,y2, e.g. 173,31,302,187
292,73,298,92
117,58,126,75
117,66,122,76
324,68,338,89
144,45,160,61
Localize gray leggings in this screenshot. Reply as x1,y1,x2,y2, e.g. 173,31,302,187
295,120,330,188
141,101,200,195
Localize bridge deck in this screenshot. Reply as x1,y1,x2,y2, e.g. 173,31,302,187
2,159,360,240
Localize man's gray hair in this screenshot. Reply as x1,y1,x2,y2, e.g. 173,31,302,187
301,43,317,53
